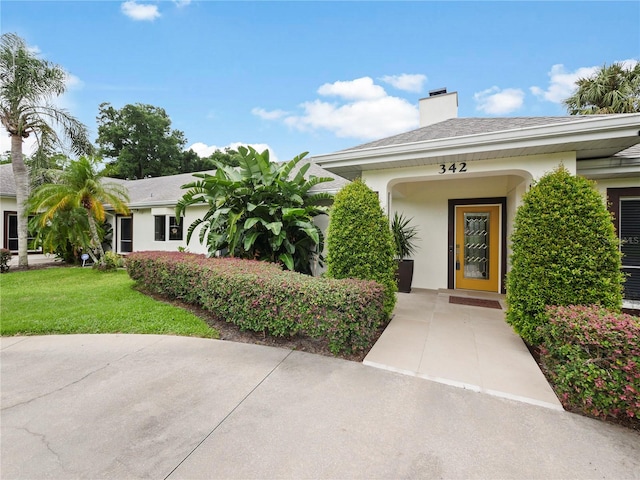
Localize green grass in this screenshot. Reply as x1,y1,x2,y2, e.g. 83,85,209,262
0,268,219,338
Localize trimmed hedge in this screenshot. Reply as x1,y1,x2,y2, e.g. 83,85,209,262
540,305,639,424
326,179,397,318
125,251,387,355
506,166,623,346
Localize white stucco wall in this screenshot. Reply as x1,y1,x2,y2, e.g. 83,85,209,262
361,152,577,291
0,196,17,250
110,205,210,255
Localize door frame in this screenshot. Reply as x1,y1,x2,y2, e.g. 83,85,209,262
448,197,507,293
116,214,133,254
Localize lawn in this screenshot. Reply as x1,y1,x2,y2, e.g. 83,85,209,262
0,267,219,338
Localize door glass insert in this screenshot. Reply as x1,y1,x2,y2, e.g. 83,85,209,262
464,212,490,279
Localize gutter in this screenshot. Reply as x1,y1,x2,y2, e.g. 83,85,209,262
313,114,640,169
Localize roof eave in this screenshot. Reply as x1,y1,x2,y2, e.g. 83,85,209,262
314,115,640,178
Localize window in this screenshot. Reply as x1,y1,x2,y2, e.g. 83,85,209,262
153,215,183,241
154,216,166,241
169,216,183,241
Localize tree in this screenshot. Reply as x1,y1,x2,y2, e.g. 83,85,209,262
178,148,237,173
564,62,640,114
96,102,187,179
325,179,397,318
27,156,130,266
506,166,624,346
0,32,92,267
176,146,333,274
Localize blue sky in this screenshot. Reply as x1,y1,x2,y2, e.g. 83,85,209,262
2,0,639,162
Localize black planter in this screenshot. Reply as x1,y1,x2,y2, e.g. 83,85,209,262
396,259,414,293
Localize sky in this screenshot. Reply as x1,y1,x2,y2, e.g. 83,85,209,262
2,0,639,163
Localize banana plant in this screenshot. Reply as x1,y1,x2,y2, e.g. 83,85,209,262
176,146,334,274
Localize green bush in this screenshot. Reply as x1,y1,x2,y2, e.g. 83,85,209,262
540,305,639,425
95,251,124,271
506,166,623,345
0,248,11,273
326,179,397,318
125,251,387,355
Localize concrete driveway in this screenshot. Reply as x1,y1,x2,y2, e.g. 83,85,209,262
1,334,638,479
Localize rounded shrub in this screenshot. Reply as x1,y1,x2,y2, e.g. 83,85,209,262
326,179,397,318
506,166,624,346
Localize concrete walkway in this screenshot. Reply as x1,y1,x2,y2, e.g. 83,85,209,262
365,289,562,410
2,334,639,479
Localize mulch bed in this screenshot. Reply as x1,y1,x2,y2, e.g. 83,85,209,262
136,287,384,363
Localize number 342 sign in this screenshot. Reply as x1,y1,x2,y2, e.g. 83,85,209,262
439,162,468,174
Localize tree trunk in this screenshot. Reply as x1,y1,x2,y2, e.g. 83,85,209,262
10,134,29,267
86,212,105,265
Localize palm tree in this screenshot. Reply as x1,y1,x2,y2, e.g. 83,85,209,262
28,157,130,265
564,62,640,115
0,32,92,267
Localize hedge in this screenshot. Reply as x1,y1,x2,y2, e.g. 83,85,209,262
540,305,639,423
506,166,623,346
326,179,397,318
125,251,387,355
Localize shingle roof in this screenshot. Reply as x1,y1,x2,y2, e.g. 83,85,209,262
0,159,348,202
613,143,640,159
0,163,15,196
341,116,618,152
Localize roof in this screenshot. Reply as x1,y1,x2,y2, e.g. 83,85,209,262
0,163,15,197
0,158,349,205
314,114,640,180
341,116,615,152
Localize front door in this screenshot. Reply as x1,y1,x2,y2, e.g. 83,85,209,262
455,205,500,292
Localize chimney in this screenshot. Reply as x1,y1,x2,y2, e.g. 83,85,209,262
419,88,458,127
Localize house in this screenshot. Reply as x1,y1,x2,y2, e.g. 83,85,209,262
313,90,640,305
0,159,347,274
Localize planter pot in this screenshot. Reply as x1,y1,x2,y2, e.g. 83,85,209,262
396,259,414,293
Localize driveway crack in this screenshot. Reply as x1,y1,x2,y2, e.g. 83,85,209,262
1,338,166,411
164,349,295,480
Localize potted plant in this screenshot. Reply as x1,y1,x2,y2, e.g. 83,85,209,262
391,212,419,293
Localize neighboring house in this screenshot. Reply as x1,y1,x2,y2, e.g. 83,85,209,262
0,159,347,273
313,90,640,305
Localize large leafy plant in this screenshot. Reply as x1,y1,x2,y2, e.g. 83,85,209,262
176,146,333,274
391,212,419,260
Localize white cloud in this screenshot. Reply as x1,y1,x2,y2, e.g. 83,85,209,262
474,87,525,115
174,0,191,7
380,74,427,93
530,59,639,104
251,107,289,120
254,76,419,140
121,1,161,21
530,64,598,103
285,96,418,139
187,142,280,163
317,77,387,101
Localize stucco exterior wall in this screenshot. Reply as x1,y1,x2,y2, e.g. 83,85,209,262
0,196,17,250
111,205,210,255
361,152,577,291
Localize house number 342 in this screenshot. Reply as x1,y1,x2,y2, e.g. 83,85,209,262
439,162,467,174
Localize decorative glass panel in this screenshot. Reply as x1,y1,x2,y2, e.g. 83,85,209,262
169,216,183,241
464,212,489,279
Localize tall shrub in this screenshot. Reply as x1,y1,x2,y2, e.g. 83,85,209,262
506,166,624,345
176,147,333,274
326,179,397,318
